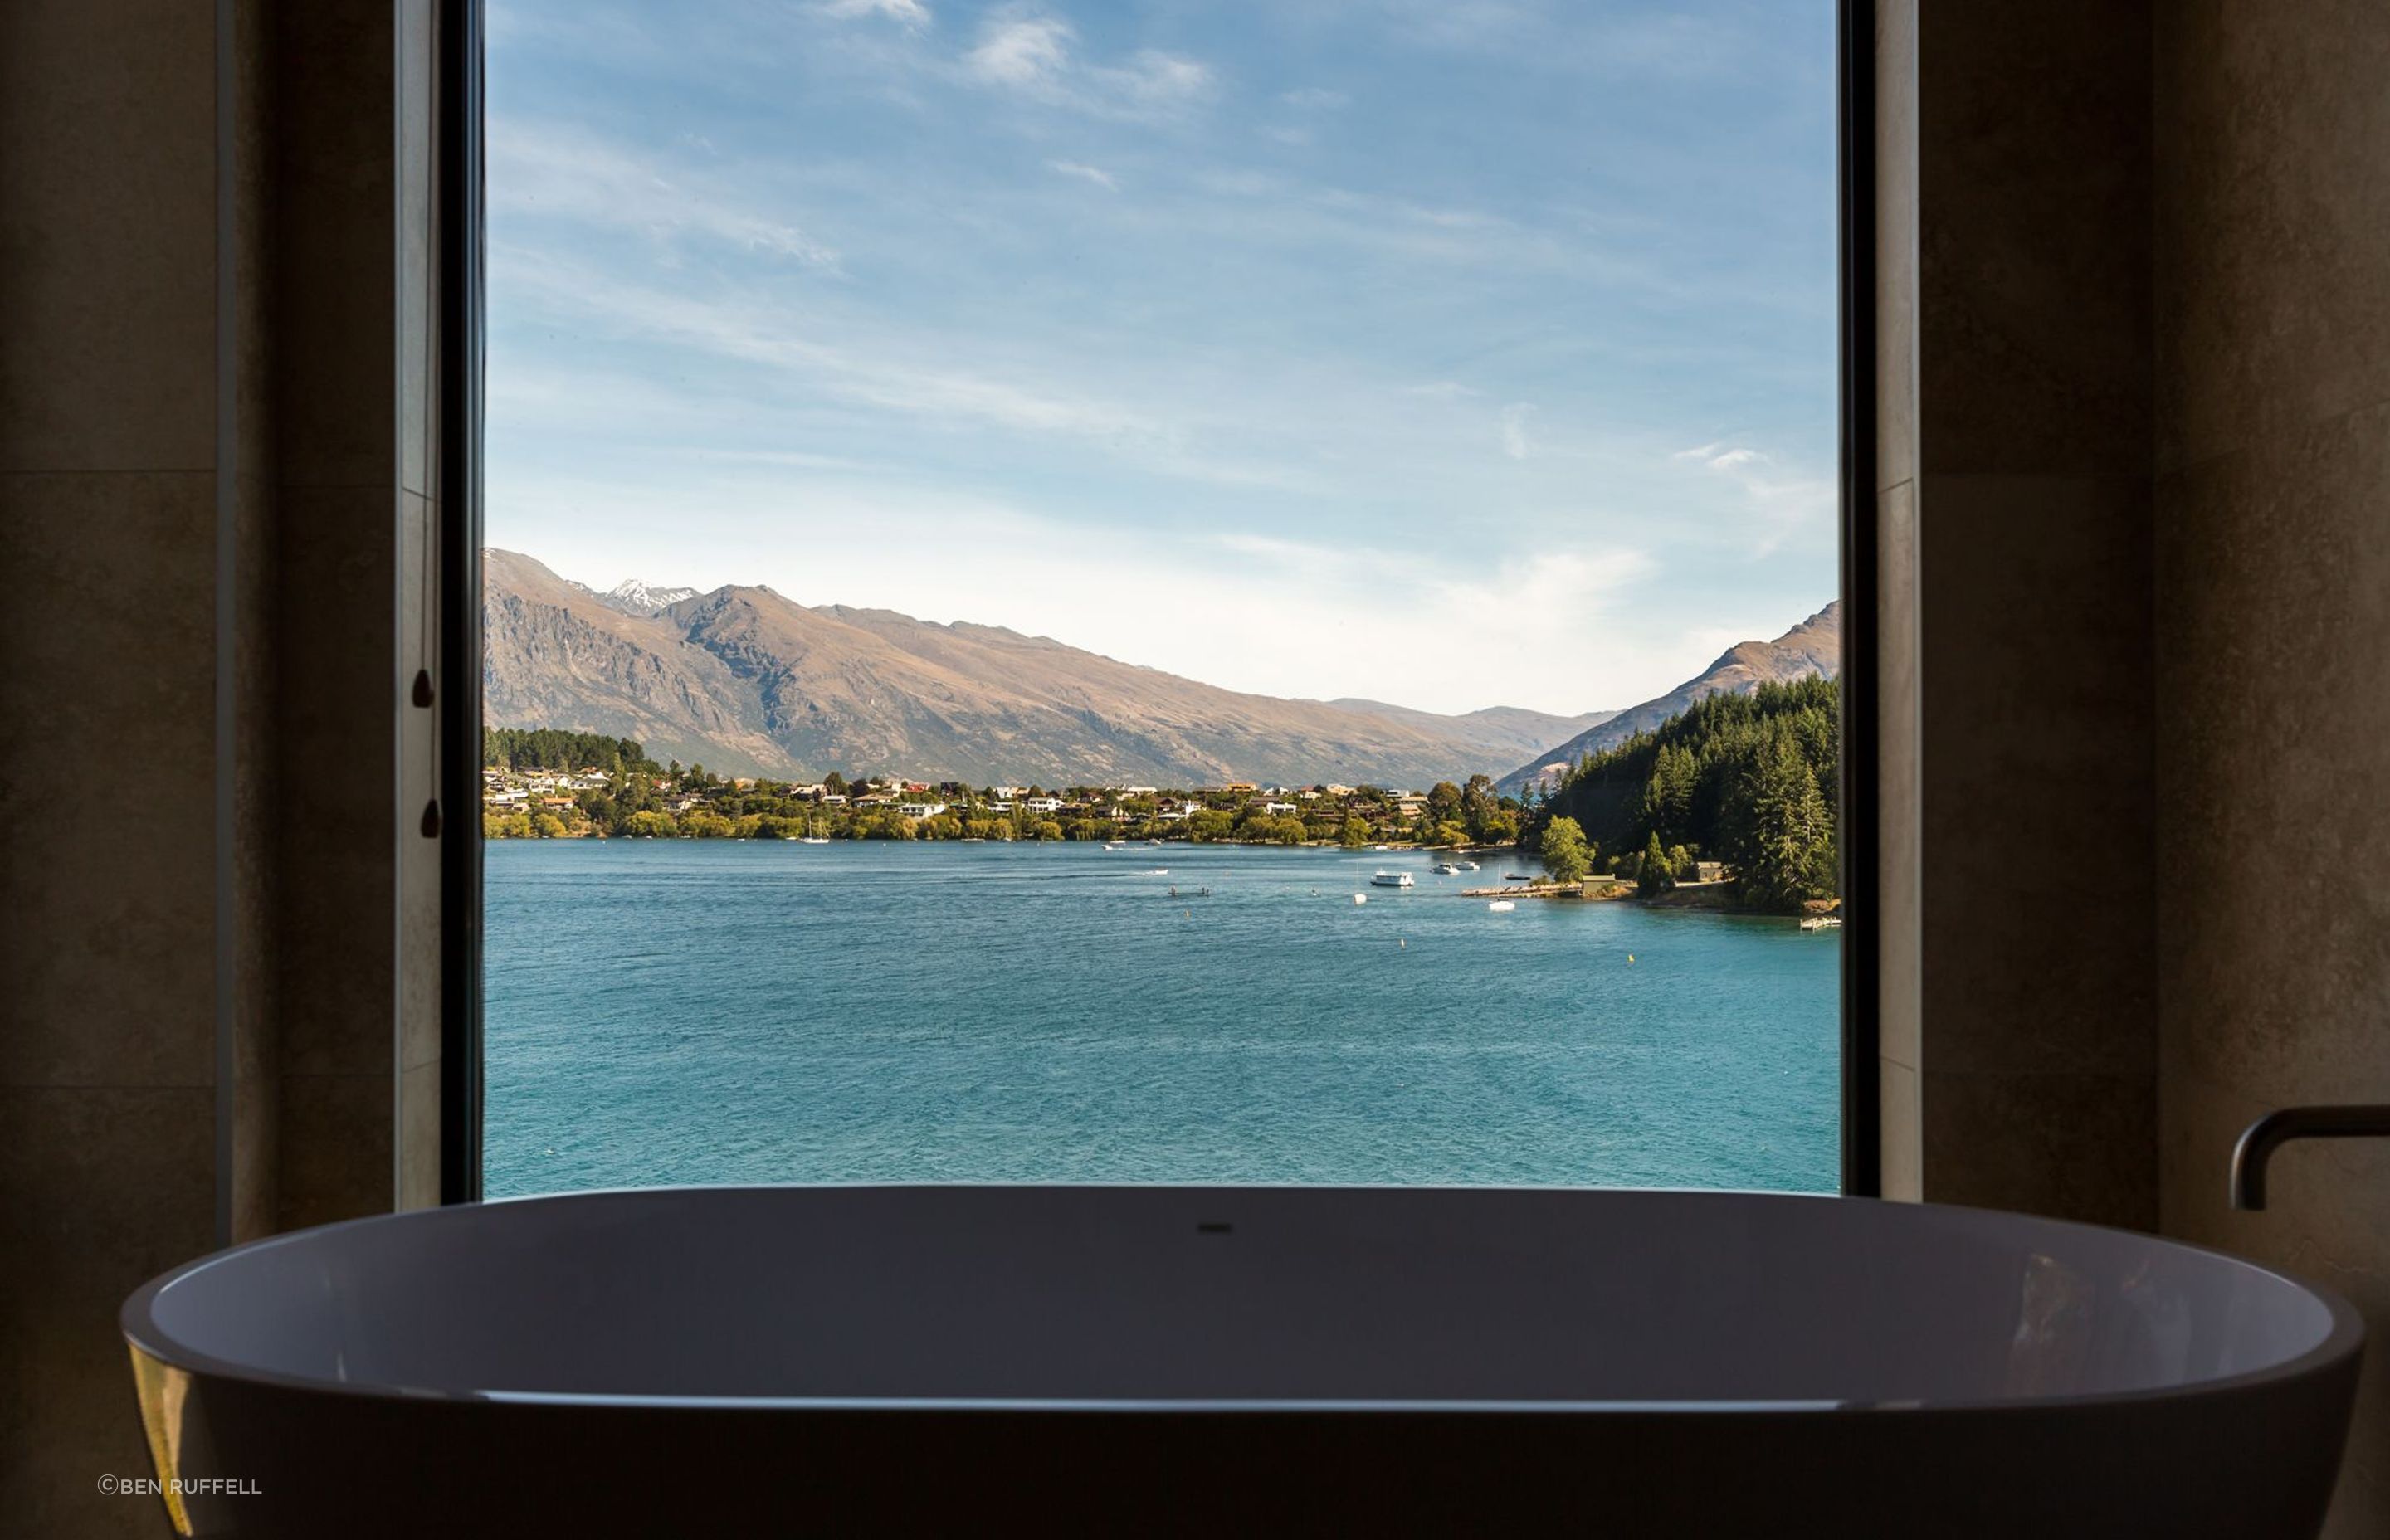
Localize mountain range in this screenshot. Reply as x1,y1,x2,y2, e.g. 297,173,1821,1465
484,549,1616,787
484,549,1837,790
1492,602,1843,793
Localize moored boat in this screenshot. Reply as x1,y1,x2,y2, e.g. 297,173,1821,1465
1370,871,1414,889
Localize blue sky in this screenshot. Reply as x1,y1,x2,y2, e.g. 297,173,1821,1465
485,0,1836,715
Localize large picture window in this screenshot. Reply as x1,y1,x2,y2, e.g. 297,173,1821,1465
472,0,1849,1196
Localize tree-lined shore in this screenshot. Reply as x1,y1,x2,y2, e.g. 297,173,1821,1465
483,729,1525,849
485,679,1841,917
1522,675,1840,912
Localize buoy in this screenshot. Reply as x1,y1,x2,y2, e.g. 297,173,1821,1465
1353,894,1368,905
1627,953,1636,963
1398,938,1406,948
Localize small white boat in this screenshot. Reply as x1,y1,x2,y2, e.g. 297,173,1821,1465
1104,843,1124,851
1351,893,1368,905
1372,844,1393,852
1458,860,1480,871
1433,862,1461,875
1370,871,1414,889
1487,899,1517,913
797,837,831,845
1799,915,1844,931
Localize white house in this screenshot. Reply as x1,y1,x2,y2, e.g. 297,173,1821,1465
898,802,950,820
1263,802,1298,816
1022,797,1063,814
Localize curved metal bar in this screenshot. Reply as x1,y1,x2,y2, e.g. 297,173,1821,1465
2231,1105,2390,1211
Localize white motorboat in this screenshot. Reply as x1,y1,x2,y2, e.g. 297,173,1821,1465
1370,871,1414,889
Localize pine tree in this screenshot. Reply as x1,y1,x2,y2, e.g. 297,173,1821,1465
1638,831,1675,895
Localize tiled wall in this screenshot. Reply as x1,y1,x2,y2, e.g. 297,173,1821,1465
0,2,249,1530
1881,1,2390,1528
2153,4,2390,1532
0,1,436,1530
1874,0,2160,1229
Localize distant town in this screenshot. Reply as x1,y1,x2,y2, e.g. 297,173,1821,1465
483,728,1527,851
483,675,1841,919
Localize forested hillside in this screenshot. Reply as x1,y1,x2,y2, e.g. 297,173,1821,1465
1528,675,1839,912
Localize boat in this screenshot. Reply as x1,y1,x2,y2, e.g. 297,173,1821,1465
1458,860,1480,871
1370,871,1414,889
1799,915,1844,931
797,837,831,845
1486,899,1517,913
1504,872,1534,883
1433,862,1461,875
1103,843,1124,850
1351,894,1368,905
1372,844,1393,852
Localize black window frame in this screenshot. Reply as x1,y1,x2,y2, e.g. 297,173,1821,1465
435,0,1881,1204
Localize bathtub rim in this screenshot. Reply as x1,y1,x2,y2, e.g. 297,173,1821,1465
121,1182,2366,1415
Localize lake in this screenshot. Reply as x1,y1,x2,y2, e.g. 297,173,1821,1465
484,840,1841,1196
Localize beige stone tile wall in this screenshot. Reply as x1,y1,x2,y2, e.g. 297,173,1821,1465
1877,0,2159,1231
2154,101,2390,1518
1,0,427,1528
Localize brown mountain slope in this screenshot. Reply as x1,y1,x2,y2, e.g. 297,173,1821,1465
481,550,798,775
481,550,1605,787
1495,602,1842,794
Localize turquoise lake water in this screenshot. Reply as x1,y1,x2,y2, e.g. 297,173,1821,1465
483,840,1841,1197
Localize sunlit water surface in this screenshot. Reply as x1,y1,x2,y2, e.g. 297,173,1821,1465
485,840,1840,1196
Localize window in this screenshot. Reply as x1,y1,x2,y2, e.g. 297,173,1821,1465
472,1,1851,1197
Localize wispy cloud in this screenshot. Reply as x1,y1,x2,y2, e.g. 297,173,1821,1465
817,0,932,27
491,120,841,269
1279,86,1350,110
1500,403,1536,460
1674,442,1833,554
964,7,1213,119
967,11,1071,84
500,246,1151,437
1046,158,1118,191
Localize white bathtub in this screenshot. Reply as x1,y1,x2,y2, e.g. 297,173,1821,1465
124,1186,2361,1537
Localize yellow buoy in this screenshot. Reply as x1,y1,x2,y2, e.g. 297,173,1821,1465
1627,953,1636,963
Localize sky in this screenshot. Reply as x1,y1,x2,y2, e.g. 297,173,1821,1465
485,0,1838,716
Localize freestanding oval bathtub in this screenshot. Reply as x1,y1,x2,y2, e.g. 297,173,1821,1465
124,1186,2359,1538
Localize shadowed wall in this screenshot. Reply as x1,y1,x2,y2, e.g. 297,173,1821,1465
0,2,441,1531
2153,4,2390,1533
